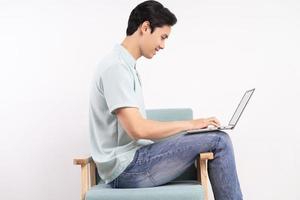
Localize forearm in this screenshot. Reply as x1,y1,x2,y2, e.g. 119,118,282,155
136,119,193,140
116,107,220,140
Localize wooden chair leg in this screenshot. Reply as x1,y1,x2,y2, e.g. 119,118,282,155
90,160,97,187
197,153,214,200
74,156,93,200
80,164,89,200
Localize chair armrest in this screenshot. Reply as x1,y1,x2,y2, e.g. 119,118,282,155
197,152,214,200
199,152,214,160
73,156,96,200
73,156,93,165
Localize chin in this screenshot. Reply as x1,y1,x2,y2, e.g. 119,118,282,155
144,54,154,59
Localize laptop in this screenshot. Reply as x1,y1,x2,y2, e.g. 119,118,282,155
186,88,255,134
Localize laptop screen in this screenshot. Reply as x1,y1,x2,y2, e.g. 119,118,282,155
228,89,255,126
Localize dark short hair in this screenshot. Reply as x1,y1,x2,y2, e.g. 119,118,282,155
126,0,177,36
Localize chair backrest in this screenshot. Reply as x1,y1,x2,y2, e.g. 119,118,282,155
146,108,193,122
95,108,196,184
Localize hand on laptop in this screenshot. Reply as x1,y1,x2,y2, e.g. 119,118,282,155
189,117,220,130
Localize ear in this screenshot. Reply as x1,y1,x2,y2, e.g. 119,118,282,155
140,21,151,35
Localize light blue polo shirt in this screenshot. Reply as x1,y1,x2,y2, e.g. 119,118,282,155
89,44,153,184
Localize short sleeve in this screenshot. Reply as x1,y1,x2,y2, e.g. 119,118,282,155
101,64,139,114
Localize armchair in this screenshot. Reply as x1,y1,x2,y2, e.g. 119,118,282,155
74,108,214,200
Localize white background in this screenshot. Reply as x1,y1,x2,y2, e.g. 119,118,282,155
0,0,299,199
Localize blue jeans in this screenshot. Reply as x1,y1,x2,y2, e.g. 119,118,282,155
109,131,243,200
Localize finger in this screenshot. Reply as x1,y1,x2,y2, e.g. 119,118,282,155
209,121,220,127
209,117,220,126
206,118,220,127
213,119,221,126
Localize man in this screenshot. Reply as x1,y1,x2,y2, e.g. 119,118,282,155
89,1,243,199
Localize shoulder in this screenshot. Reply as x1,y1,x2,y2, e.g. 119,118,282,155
97,48,131,76
100,56,133,82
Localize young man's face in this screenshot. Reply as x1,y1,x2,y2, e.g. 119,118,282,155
139,24,171,59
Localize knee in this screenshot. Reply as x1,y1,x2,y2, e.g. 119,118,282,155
216,131,233,149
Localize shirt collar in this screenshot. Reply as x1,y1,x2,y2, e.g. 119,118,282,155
115,44,136,69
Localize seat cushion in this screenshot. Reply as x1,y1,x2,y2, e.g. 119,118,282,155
86,181,204,200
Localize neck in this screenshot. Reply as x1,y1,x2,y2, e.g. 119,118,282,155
121,34,142,60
